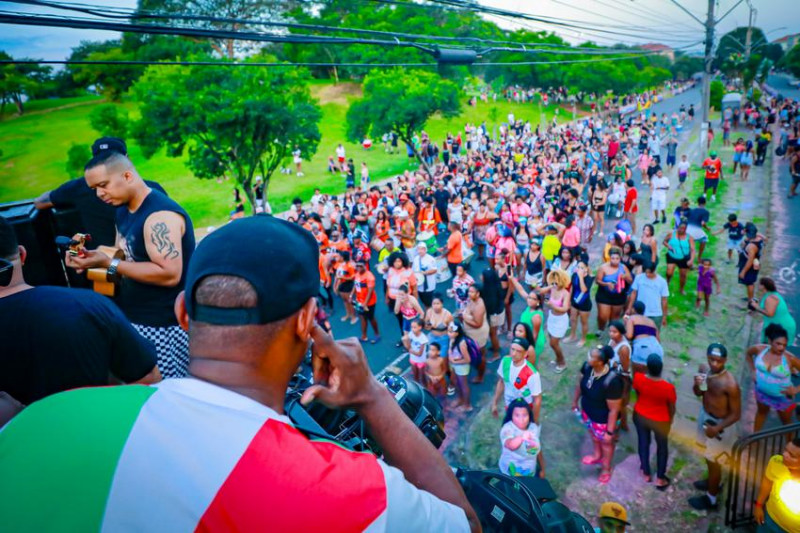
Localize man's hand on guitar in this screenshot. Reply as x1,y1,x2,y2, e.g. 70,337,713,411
65,248,111,273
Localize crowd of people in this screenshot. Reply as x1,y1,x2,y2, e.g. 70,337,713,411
2,83,800,531
280,87,800,523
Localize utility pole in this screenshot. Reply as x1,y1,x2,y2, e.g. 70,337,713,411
700,0,715,151
744,1,756,60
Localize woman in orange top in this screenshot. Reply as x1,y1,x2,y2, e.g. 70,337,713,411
374,211,390,244
418,198,442,235
333,250,357,324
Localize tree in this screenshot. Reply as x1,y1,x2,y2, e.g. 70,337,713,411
710,80,724,110
71,46,143,101
65,143,91,177
346,69,461,176
0,51,52,115
781,44,800,79
89,104,129,138
132,56,321,211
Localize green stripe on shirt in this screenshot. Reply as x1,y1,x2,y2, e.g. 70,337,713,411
0,385,156,532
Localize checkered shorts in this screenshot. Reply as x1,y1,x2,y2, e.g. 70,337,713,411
132,323,189,379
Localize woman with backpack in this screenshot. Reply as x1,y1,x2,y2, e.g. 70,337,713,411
572,345,624,485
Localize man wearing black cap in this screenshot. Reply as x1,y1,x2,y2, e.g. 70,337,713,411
0,215,479,531
65,151,194,378
688,342,741,511
34,137,167,249
0,216,160,406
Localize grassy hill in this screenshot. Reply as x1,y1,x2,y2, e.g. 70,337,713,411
0,83,563,229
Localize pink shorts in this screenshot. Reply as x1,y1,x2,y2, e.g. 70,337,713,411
412,362,426,369
581,410,619,441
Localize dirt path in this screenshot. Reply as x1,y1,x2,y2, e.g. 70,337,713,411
0,99,103,122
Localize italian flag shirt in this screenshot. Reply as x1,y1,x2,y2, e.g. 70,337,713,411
0,379,468,532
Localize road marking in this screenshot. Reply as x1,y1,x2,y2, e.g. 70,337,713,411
377,352,409,378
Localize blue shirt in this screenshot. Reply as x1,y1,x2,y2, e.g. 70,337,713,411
630,273,669,317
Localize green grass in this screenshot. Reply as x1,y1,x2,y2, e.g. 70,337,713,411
0,86,568,229
0,95,103,118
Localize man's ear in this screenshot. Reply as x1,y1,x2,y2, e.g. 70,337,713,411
174,291,189,332
295,297,317,343
18,245,26,266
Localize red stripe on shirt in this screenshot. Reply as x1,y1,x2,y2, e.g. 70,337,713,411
195,419,387,532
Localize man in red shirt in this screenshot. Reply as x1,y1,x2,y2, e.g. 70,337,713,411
354,260,380,343
623,179,639,234
702,150,723,201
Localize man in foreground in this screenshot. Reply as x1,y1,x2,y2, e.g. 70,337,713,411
0,217,160,407
0,215,479,532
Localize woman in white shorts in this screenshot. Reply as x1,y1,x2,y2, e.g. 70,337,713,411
539,269,572,373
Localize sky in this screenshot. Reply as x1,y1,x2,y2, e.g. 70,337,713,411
0,0,798,61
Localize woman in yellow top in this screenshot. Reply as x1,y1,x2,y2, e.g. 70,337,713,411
754,436,800,532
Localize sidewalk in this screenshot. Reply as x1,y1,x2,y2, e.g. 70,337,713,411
449,119,774,532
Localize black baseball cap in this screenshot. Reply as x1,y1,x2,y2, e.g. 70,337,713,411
185,215,320,325
91,137,127,156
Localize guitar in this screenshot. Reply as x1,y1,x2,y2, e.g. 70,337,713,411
66,234,123,297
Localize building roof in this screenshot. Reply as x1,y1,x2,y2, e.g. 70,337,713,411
640,43,673,52
774,33,799,43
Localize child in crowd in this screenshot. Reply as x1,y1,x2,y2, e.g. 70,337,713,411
425,343,448,400
677,154,690,189
498,399,545,478
713,213,744,263
404,318,429,384
696,258,721,316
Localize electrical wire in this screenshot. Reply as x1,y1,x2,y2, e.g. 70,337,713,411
3,0,667,56
0,52,668,67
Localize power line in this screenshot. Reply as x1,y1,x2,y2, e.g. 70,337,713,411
5,0,668,56
0,52,668,68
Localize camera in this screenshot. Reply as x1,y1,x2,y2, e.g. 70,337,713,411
285,368,445,455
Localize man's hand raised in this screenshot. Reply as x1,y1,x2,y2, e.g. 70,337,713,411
300,325,383,411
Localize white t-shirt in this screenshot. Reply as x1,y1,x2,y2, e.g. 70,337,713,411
292,149,302,163
498,421,541,476
677,160,690,175
497,358,542,406
651,175,670,202
413,254,438,293
407,331,429,365
335,146,346,159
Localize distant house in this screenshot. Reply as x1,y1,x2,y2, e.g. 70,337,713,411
640,43,675,63
774,33,800,52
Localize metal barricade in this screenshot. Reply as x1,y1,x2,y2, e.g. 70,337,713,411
725,422,800,529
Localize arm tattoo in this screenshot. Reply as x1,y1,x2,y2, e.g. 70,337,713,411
150,222,180,260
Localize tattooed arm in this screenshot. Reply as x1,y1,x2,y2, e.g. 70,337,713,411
113,211,186,287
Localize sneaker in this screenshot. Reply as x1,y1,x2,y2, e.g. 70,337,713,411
661,215,667,224
692,479,709,491
688,494,718,511
712,194,716,202
652,219,660,225
447,386,456,396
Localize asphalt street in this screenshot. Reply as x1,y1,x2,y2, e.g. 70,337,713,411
327,86,703,377
766,73,800,347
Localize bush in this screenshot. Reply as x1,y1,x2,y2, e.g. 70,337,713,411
89,104,129,138
710,80,724,111
65,143,91,177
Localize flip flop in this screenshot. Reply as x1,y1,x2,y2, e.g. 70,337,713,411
581,455,602,465
554,365,567,374
598,470,613,484
655,477,671,492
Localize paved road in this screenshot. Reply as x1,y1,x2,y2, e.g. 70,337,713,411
767,74,800,347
